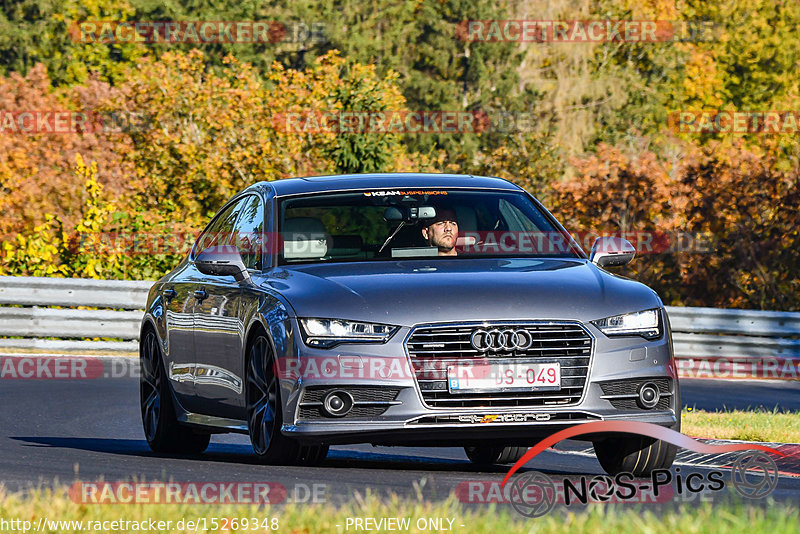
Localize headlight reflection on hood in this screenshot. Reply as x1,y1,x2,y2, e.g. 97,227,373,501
299,318,399,348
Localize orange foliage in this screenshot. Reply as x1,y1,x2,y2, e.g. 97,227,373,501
551,141,800,310
0,65,133,236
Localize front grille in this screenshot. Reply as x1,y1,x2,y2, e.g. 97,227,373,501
406,322,592,408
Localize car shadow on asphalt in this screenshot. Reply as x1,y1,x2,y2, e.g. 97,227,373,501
9,436,572,475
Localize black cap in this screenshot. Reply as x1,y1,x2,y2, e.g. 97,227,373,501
428,207,458,225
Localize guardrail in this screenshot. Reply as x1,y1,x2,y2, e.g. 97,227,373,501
0,276,798,380
666,306,800,379
0,276,151,352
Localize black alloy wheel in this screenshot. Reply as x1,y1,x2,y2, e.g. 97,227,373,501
246,333,328,465
140,329,210,453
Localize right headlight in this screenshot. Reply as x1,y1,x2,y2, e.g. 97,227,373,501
592,309,662,340
299,318,398,348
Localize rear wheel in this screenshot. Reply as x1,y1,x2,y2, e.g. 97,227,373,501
140,329,210,454
246,333,328,465
465,446,529,465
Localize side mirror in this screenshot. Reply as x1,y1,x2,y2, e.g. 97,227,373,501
590,236,635,267
195,245,251,284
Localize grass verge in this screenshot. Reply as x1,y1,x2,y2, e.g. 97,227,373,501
0,487,799,533
681,407,800,442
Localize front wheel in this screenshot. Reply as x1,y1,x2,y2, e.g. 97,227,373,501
246,334,328,465
593,387,681,476
140,329,210,454
593,436,677,476
465,446,529,465
593,417,680,477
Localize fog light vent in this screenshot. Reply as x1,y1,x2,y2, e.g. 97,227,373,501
637,382,660,409
322,391,354,417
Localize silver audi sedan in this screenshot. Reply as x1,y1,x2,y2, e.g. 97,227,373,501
139,173,680,475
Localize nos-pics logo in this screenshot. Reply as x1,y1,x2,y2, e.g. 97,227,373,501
499,421,786,518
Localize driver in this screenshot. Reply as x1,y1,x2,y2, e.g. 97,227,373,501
421,208,459,256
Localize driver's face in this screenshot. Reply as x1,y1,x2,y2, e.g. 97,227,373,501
422,219,458,255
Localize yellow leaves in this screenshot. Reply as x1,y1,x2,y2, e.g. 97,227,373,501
72,153,116,238
65,154,122,278
0,154,126,279
114,46,420,218
74,154,103,205
0,215,69,278
680,47,724,109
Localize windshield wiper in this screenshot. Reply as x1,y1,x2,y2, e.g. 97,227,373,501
378,222,407,254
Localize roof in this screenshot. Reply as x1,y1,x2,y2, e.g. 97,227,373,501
246,173,523,197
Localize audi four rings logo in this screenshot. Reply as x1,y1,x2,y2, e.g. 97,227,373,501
470,329,533,351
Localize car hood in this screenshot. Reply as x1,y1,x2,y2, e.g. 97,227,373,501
263,258,661,326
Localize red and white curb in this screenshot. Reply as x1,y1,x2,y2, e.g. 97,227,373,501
562,440,800,478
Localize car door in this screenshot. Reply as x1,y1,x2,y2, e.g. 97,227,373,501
192,194,264,418
166,199,244,414
162,261,205,410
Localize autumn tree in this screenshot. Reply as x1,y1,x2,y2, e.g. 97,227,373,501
674,141,800,310
552,140,800,310
0,0,147,85
109,49,422,226
0,64,133,236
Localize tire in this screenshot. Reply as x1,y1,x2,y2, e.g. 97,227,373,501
465,446,529,465
593,410,681,477
246,333,328,466
140,329,211,454
593,434,677,477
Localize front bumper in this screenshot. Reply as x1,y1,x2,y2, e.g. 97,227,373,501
277,316,680,446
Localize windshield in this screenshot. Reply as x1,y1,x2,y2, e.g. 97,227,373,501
277,189,581,264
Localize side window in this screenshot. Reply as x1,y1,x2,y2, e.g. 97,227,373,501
499,199,538,232
230,195,264,270
192,199,245,257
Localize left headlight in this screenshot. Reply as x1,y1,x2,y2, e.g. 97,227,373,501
592,309,662,340
299,318,399,348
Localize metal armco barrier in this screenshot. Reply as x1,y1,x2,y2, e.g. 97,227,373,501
0,276,151,352
666,306,800,380
0,276,798,380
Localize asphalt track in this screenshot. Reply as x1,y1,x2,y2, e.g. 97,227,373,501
1,357,799,511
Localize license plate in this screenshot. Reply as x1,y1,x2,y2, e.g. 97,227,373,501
447,362,561,393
